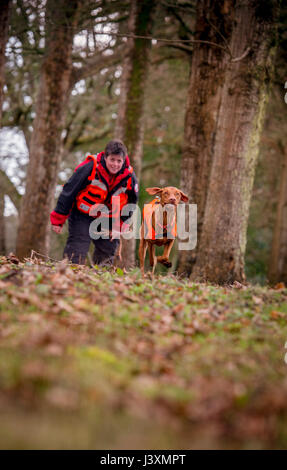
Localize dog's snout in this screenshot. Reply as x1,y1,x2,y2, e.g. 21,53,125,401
169,197,176,204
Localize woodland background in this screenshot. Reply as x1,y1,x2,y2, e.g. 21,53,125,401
1,0,287,450
0,0,286,284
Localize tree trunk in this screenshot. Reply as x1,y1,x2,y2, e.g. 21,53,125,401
178,0,234,275
0,194,6,255
0,0,10,125
115,0,155,269
268,147,287,285
16,0,80,260
191,0,278,284
0,169,21,212
0,170,21,256
0,0,11,255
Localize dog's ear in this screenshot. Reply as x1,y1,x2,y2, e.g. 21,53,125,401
146,187,162,195
180,191,189,202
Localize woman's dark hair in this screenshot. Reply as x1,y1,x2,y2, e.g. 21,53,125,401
105,140,127,159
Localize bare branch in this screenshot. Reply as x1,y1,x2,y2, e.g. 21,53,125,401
165,4,195,37
163,43,193,55
92,30,229,53
231,47,251,62
0,169,21,212
70,45,126,87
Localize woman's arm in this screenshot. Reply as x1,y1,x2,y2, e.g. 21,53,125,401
50,160,93,227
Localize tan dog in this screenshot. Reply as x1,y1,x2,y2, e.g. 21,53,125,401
139,187,189,276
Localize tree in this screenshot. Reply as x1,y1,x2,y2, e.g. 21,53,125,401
0,0,12,254
0,0,11,125
16,0,81,259
114,0,156,268
178,0,234,275
0,195,5,254
191,0,279,284
268,145,287,284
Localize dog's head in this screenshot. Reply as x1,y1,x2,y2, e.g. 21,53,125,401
146,186,189,206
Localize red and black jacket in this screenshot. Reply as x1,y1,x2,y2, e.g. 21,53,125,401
50,152,139,230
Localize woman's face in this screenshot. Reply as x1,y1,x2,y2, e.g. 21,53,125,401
105,154,124,174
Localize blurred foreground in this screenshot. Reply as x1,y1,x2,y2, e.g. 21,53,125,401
0,255,287,449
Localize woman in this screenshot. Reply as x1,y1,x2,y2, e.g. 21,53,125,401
50,140,139,265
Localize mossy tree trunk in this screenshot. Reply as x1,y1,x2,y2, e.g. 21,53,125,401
191,0,278,284
0,171,21,255
178,0,234,276
0,0,11,255
268,146,287,285
16,0,80,260
0,0,10,125
0,194,5,255
0,170,21,255
115,0,155,269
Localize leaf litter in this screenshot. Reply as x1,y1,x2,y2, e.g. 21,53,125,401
0,254,287,449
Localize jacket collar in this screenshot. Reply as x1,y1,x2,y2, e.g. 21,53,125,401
97,151,132,190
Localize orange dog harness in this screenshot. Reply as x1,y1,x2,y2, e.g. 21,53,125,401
143,198,177,240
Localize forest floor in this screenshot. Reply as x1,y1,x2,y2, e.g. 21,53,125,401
0,255,287,450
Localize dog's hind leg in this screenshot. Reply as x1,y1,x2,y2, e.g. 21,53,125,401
149,244,157,278
139,238,148,276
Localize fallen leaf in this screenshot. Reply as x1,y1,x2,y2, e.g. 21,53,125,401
7,253,20,265
270,310,285,320
172,304,185,315
274,282,285,290
252,295,263,305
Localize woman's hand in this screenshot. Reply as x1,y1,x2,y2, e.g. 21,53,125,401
51,225,63,234
109,230,121,241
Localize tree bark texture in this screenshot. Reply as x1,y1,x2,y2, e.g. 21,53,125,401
191,0,278,284
0,0,10,125
0,194,6,255
0,169,21,255
16,0,80,260
0,0,11,254
115,0,155,269
178,0,234,275
268,147,287,285
0,169,21,212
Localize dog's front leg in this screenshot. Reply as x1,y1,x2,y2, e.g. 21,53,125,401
157,239,175,268
116,236,122,262
139,238,148,276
